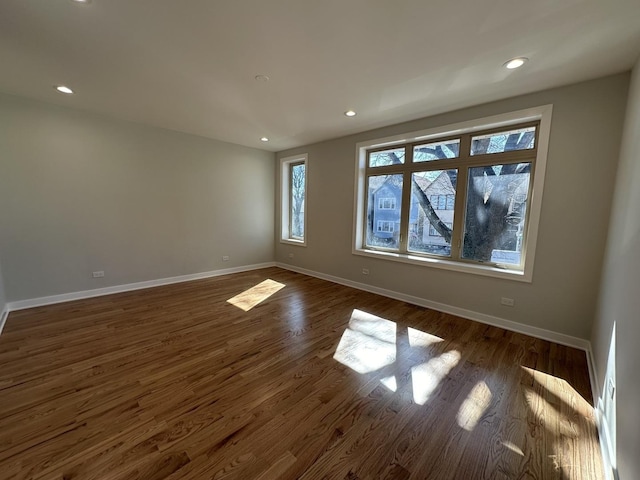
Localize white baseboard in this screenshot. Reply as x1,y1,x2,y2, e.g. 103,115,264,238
5,260,593,351
6,262,276,312
588,349,618,480
0,307,8,336
1,261,614,476
279,262,619,476
587,348,602,419
596,401,618,480
276,262,591,351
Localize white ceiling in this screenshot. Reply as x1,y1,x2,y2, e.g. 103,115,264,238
1,0,639,152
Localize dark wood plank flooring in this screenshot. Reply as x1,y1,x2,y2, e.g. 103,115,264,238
0,267,603,479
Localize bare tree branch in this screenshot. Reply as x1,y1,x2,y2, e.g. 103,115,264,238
388,151,452,241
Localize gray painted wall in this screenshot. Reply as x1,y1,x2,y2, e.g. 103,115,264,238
592,59,640,480
276,74,629,340
0,94,275,302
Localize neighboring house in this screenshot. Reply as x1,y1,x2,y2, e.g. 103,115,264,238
370,179,403,240
371,169,527,261
370,171,455,246
417,172,455,247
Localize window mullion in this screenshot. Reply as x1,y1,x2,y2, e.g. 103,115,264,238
465,150,535,167
359,116,545,273
399,164,412,253
450,167,468,260
363,174,372,248
450,134,472,260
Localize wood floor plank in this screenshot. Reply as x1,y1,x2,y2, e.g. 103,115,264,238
0,267,603,479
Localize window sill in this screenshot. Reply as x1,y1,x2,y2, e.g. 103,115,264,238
280,238,307,247
352,248,531,283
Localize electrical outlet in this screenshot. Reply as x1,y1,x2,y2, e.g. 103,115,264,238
608,378,615,400
92,271,105,278
288,253,294,259
222,255,230,262
362,268,370,275
500,297,515,307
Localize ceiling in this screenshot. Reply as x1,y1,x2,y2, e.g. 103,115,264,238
1,0,639,152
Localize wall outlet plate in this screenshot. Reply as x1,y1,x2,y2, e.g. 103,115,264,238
501,297,515,307
92,271,105,278
607,378,615,399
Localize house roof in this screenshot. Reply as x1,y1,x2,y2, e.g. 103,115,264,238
413,176,431,192
0,1,638,152
423,172,455,196
371,170,455,197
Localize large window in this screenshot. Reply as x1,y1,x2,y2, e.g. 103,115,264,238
353,106,552,281
280,154,307,245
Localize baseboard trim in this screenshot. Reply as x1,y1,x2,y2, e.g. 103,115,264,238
595,402,617,480
587,348,602,417
6,262,276,312
588,349,618,480
278,262,616,474
276,262,591,351
2,261,613,475
0,307,8,336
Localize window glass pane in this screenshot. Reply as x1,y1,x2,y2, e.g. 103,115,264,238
470,127,535,156
462,163,531,265
446,194,455,210
414,139,460,162
366,174,403,249
369,147,405,167
290,163,305,239
408,170,457,256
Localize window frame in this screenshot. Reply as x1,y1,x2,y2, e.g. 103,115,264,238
352,106,553,282
280,154,308,246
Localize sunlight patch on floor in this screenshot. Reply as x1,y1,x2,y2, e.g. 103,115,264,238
226,279,285,311
520,365,599,480
411,350,460,405
501,440,524,456
380,376,397,392
334,309,461,407
333,309,396,374
520,366,593,418
408,327,443,348
456,380,492,431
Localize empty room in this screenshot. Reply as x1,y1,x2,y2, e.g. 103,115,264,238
0,1,639,479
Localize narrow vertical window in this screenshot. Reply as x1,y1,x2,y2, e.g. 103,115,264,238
290,162,306,240
280,154,308,245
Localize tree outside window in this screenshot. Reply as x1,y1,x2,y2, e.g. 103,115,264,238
280,154,307,245
362,124,538,269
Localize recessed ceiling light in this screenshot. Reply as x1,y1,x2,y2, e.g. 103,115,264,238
504,57,528,69
344,110,357,117
260,137,269,142
255,75,270,82
71,0,91,4
55,85,74,94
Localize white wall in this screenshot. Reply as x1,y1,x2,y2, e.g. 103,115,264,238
0,93,275,302
592,58,640,480
276,74,629,340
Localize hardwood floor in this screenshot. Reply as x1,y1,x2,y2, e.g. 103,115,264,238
0,267,603,479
